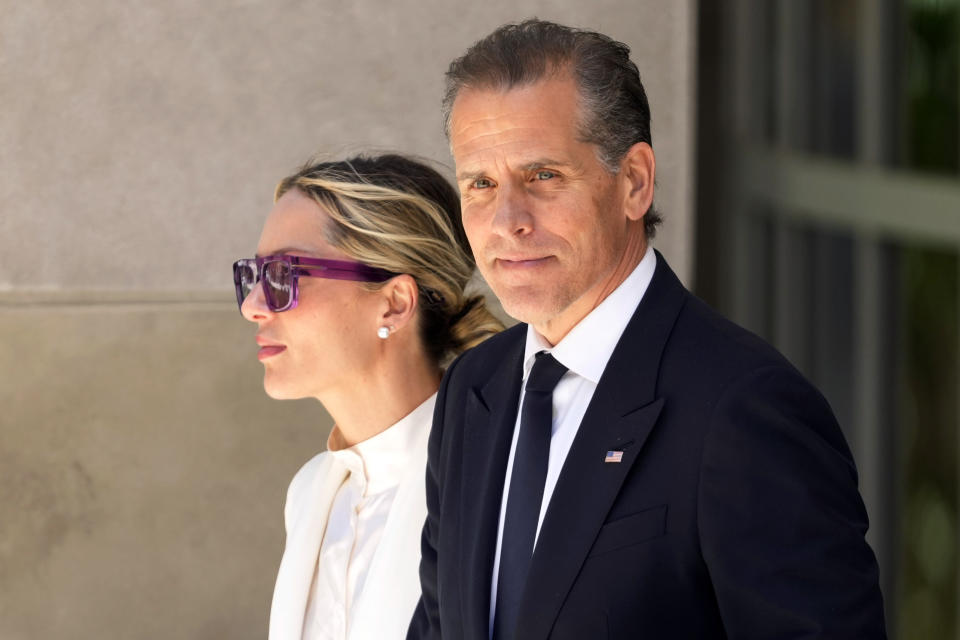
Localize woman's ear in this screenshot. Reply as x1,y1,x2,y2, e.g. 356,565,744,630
619,141,656,222
377,274,420,337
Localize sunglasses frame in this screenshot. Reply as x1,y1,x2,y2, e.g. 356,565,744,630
233,254,398,313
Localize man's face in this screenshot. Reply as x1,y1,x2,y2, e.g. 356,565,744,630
449,75,640,341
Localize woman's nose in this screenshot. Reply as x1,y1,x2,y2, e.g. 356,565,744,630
240,281,272,322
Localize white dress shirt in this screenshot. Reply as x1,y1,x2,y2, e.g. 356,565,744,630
488,246,657,635
302,395,436,640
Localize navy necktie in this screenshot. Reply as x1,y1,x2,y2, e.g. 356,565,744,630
493,351,568,640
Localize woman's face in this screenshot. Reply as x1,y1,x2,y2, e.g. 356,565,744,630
241,189,384,401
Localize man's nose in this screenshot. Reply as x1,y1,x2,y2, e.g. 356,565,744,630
491,181,534,237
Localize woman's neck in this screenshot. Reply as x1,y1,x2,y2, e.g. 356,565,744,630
321,346,441,449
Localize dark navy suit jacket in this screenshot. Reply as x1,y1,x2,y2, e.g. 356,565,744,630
408,253,886,639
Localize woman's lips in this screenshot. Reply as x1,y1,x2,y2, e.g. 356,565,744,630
256,337,287,360
258,345,287,360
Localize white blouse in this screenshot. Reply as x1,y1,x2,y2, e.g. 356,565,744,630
301,395,436,640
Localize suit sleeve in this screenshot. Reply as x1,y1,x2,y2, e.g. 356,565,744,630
407,356,460,640
698,365,887,638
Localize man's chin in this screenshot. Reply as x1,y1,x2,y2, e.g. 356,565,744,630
495,289,565,327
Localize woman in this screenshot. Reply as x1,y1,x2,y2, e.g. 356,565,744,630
233,154,502,640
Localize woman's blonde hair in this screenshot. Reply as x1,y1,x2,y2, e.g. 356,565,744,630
275,153,503,365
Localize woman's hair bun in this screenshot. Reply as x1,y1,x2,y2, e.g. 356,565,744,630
447,294,503,357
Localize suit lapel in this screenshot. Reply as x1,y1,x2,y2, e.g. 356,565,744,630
269,455,349,640
516,252,687,639
460,334,526,640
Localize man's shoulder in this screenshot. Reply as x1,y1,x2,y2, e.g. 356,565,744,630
639,250,794,381
667,290,799,381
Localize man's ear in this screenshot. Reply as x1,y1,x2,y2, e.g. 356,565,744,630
619,141,656,222
378,274,420,336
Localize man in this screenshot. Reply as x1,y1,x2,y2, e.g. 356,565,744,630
408,19,886,639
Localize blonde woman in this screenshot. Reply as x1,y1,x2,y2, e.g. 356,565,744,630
233,154,502,640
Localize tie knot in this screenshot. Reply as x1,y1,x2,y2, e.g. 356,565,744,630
526,351,568,393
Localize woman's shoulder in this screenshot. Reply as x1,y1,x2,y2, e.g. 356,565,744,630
285,450,332,508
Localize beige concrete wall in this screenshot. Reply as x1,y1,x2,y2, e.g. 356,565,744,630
0,2,694,638
0,300,327,638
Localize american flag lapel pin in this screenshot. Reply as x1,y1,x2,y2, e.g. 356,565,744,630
605,450,624,463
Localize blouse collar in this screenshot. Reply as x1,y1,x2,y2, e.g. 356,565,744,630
326,392,437,496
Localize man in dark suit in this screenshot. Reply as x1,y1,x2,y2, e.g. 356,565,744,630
408,19,886,639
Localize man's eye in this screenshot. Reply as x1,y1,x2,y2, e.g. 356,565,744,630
535,170,556,181
473,178,493,189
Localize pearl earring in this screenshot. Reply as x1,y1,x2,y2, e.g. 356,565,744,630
377,326,391,339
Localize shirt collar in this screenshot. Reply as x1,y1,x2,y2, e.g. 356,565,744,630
522,245,656,384
326,392,437,496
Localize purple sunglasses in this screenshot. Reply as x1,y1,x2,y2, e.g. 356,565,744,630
232,254,398,313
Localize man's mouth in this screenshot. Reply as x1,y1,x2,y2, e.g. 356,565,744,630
495,255,552,268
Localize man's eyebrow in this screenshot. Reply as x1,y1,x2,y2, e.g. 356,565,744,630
455,169,486,182
521,158,570,170
456,158,573,181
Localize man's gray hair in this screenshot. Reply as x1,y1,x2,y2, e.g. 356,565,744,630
443,19,662,237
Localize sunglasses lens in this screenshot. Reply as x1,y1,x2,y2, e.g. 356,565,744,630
234,261,257,310
263,260,293,311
